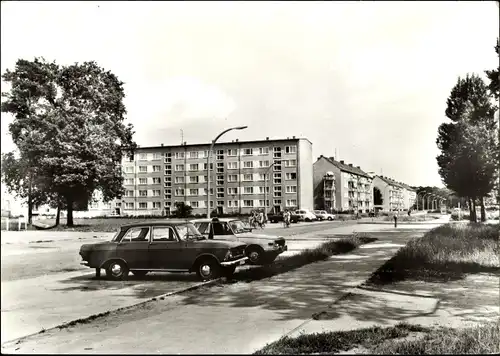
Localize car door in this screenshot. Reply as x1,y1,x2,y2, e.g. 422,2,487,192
148,226,183,270
116,226,150,269
210,221,236,242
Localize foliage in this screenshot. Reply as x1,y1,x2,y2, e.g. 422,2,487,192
485,38,499,99
373,186,383,205
173,201,193,218
1,57,137,226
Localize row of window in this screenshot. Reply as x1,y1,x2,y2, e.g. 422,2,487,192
122,199,299,210
124,185,297,198
124,172,298,185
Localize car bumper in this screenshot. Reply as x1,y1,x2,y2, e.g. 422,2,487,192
221,257,248,266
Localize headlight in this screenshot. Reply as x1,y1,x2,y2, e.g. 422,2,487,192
224,250,233,261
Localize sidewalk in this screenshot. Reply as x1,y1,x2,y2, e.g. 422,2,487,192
2,226,436,354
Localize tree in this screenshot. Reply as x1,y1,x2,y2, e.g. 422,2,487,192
174,201,193,218
1,58,137,226
485,38,499,99
373,187,383,205
436,74,499,222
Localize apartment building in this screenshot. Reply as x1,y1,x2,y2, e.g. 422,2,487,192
372,176,408,211
118,137,313,216
400,182,417,210
313,156,373,213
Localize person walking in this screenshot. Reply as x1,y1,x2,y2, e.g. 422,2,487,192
258,210,265,229
284,210,291,228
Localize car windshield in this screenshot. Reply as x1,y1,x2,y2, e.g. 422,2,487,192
175,223,205,241
111,229,121,242
229,220,251,234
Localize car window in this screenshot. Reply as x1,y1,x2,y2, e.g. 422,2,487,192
152,226,177,242
196,222,210,234
120,227,150,242
176,223,203,241
212,222,231,235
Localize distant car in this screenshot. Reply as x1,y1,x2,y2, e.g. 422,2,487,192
313,210,335,221
295,209,318,222
79,221,248,281
191,218,288,265
267,212,300,224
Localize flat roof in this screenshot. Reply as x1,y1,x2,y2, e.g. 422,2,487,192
133,137,312,150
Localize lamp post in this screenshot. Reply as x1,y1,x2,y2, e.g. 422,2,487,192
264,162,276,222
206,126,248,218
416,191,426,211
423,193,432,211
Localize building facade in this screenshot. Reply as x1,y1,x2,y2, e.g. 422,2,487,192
401,183,417,210
313,156,373,213
118,137,313,216
372,176,407,211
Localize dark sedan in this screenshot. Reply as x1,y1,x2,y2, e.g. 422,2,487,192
79,221,248,281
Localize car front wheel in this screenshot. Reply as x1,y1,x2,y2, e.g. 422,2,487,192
196,258,220,281
246,246,265,265
105,260,129,281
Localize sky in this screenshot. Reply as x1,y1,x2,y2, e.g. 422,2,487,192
1,1,499,188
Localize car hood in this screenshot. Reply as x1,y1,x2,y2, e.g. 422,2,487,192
234,232,285,242
195,239,246,249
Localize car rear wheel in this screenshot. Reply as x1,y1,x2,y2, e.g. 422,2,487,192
131,270,149,277
328,217,333,221
196,258,220,281
246,246,265,265
105,260,129,281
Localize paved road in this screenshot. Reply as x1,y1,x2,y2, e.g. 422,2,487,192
1,219,450,354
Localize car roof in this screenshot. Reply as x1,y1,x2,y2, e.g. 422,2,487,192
190,218,240,223
120,220,191,229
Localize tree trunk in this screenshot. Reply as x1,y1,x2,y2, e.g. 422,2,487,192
471,198,477,223
468,198,473,222
27,195,33,225
67,198,74,226
480,196,486,222
55,203,61,227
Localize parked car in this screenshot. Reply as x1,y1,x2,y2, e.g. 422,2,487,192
294,209,318,222
313,210,335,221
191,217,288,265
79,221,248,281
267,211,300,224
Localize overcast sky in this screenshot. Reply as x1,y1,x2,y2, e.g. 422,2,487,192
1,1,498,187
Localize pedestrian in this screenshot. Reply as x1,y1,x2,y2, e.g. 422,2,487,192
258,210,265,229
394,211,398,228
284,210,291,228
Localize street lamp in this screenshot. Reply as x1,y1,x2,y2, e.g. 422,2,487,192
264,162,276,222
206,126,248,219
423,193,432,211
416,191,426,211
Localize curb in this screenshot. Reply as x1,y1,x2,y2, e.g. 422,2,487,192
1,277,223,348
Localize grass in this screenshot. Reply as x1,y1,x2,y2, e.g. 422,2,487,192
254,321,500,355
382,215,439,222
234,233,378,282
366,223,499,285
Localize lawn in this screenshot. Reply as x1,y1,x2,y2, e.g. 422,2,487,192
32,217,178,232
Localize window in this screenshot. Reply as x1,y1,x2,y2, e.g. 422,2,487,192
286,199,297,207
189,164,199,171
152,190,161,196
139,166,147,173
227,200,239,207
175,176,185,184
115,202,122,207
121,227,150,242
228,174,238,182
204,188,214,195
244,187,253,194
139,178,147,185
258,147,269,155
273,199,282,205
125,202,134,209
285,146,297,154
175,164,185,171
286,172,297,180
274,186,282,197
273,173,282,184
124,178,134,185
195,222,210,234
259,160,269,168
203,163,214,170
273,146,282,158
139,153,148,160
243,148,253,156
258,173,266,181
243,161,253,168
189,189,198,196
139,202,147,209
258,186,270,194
217,201,224,206
152,177,161,184
188,151,198,159
175,188,185,196
227,149,238,156
228,187,238,195
175,152,185,159
285,159,297,167
286,185,297,193
191,201,199,208
259,200,269,207
243,200,254,207
139,190,148,197
152,201,161,209
153,165,161,172
189,176,199,183
125,190,134,197
227,162,238,170
243,174,253,181
152,226,177,242
125,166,134,173
216,150,224,160
153,153,162,160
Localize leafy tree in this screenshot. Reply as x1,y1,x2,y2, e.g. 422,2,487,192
174,201,193,218
373,187,383,205
436,74,499,222
485,38,499,99
1,58,136,226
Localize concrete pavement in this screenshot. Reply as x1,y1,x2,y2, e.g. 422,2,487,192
1,222,444,354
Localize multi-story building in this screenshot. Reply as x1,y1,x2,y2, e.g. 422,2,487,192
313,156,373,213
400,183,417,210
372,176,406,211
118,137,313,216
